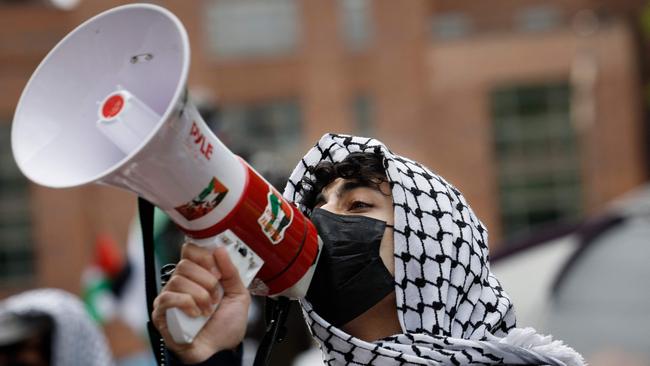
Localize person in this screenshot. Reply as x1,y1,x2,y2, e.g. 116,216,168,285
0,288,114,366
152,133,585,365
0,312,53,366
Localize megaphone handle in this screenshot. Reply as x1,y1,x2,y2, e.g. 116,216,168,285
166,284,224,344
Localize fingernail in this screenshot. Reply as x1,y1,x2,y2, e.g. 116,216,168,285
191,307,201,317
203,307,213,317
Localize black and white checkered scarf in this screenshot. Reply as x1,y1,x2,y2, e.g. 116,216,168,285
1,288,114,366
283,134,584,366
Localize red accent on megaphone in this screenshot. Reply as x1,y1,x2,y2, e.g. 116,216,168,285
180,161,319,295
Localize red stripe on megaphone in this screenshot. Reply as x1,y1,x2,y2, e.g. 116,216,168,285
178,161,319,296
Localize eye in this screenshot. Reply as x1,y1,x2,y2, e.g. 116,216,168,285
349,200,373,211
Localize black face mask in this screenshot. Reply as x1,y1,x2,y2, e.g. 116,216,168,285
306,208,395,327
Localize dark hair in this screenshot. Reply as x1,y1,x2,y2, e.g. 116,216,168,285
299,150,388,211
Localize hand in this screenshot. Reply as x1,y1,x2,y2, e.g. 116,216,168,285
152,243,251,364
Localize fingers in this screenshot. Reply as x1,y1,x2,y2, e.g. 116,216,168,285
157,244,225,318
181,242,220,277
165,274,219,316
175,259,222,302
158,243,247,317
153,290,202,321
152,290,210,356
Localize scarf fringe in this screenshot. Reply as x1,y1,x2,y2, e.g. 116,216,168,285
500,327,586,366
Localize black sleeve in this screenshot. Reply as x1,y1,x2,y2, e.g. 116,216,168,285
165,344,243,366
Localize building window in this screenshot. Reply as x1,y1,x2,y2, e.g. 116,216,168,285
0,122,34,285
491,83,581,238
212,99,302,178
430,12,472,40
205,0,299,59
339,0,372,51
515,6,561,33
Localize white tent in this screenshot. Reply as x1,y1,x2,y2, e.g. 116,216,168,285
493,184,650,365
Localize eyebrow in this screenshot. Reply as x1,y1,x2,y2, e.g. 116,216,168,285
314,180,378,207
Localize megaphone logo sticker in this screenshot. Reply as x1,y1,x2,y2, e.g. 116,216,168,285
258,188,293,245
175,177,229,221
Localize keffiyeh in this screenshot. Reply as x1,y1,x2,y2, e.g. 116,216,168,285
1,288,114,366
283,134,584,366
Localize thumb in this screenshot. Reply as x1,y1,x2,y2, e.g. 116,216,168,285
212,246,248,296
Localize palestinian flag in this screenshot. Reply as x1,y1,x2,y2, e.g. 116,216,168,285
82,234,122,323
175,177,229,221
258,188,293,244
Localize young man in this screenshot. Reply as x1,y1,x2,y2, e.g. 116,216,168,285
153,134,584,365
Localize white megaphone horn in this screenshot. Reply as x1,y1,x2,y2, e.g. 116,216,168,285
11,3,321,344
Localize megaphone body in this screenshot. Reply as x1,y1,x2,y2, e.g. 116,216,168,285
11,4,320,344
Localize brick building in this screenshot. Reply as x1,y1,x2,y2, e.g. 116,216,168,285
0,0,648,360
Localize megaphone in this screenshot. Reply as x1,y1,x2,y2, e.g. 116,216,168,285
11,3,321,344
